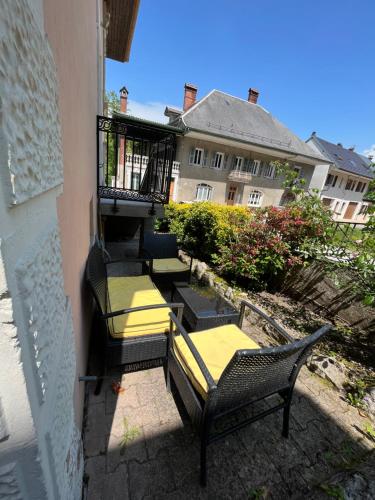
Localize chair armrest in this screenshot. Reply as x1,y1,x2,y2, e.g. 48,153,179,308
106,257,152,265
239,300,293,343
102,302,184,320
169,312,216,391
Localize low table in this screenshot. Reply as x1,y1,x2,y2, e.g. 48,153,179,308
172,282,240,331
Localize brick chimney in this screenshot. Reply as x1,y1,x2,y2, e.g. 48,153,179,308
183,83,197,111
120,86,128,113
248,88,259,104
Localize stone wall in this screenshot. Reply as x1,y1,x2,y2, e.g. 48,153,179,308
0,1,83,498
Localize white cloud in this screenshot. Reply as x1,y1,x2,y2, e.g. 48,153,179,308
363,144,375,159
127,100,175,123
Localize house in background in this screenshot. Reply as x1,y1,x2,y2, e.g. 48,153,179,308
306,134,374,222
164,84,330,208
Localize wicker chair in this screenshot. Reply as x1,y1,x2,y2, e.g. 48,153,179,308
141,233,192,287
86,243,184,394
167,300,331,486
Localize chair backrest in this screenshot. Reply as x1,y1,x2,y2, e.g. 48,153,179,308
86,243,108,315
210,325,330,415
142,233,178,259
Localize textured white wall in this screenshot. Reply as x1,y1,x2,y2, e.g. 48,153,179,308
0,0,83,498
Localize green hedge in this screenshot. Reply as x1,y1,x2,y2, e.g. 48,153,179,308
155,202,251,262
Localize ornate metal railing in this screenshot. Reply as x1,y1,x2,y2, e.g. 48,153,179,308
97,115,178,210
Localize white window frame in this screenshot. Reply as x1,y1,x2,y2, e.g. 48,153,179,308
248,159,261,176
262,163,276,179
195,183,213,202
212,151,224,169
192,148,204,166
247,190,263,207
234,156,243,170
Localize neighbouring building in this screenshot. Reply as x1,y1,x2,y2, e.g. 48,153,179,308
163,85,330,208
0,0,139,498
306,134,374,222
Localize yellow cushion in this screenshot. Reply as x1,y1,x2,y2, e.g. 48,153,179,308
174,324,259,399
150,258,190,274
107,275,170,339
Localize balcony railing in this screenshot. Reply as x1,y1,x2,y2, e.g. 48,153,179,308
227,169,253,183
97,115,180,209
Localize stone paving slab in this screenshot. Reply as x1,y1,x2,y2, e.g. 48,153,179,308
82,364,374,500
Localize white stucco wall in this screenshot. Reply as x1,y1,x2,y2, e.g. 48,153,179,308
0,0,82,498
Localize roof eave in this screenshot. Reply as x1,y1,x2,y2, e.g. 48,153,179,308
106,0,140,63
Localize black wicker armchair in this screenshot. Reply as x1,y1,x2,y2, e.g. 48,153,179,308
167,300,331,486
141,233,192,287
86,243,184,394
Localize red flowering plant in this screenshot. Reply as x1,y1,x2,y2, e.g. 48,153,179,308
215,201,332,290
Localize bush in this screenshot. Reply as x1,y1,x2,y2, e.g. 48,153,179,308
157,197,333,291
155,202,251,262
215,200,332,290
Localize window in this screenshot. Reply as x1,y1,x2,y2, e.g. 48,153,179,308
262,163,276,179
248,159,261,175
195,183,212,201
325,174,338,186
131,172,140,190
189,147,207,166
345,179,356,191
234,156,243,170
247,190,263,207
359,204,369,215
361,183,367,193
212,152,224,169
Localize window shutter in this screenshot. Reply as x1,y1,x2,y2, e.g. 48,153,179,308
203,150,208,166
189,148,195,165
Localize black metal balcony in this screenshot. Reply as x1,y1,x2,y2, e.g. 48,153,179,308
97,115,181,210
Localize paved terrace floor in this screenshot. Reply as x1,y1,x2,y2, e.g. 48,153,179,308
82,242,374,499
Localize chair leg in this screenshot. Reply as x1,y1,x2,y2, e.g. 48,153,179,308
200,435,208,487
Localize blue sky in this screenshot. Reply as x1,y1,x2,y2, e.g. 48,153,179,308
106,0,375,156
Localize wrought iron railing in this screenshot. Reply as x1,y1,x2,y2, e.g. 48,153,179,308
97,115,178,209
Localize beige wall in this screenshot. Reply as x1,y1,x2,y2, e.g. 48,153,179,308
44,0,100,426
175,136,316,207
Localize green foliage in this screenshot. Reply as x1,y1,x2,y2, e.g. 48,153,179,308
156,202,251,262
105,90,120,116
320,483,345,499
345,379,366,408
364,422,375,442
248,486,268,499
216,204,329,289
120,418,141,454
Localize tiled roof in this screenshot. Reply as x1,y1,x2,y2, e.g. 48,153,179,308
310,136,374,179
180,90,328,162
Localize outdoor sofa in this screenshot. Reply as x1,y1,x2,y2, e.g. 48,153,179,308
167,300,331,485
86,243,184,394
